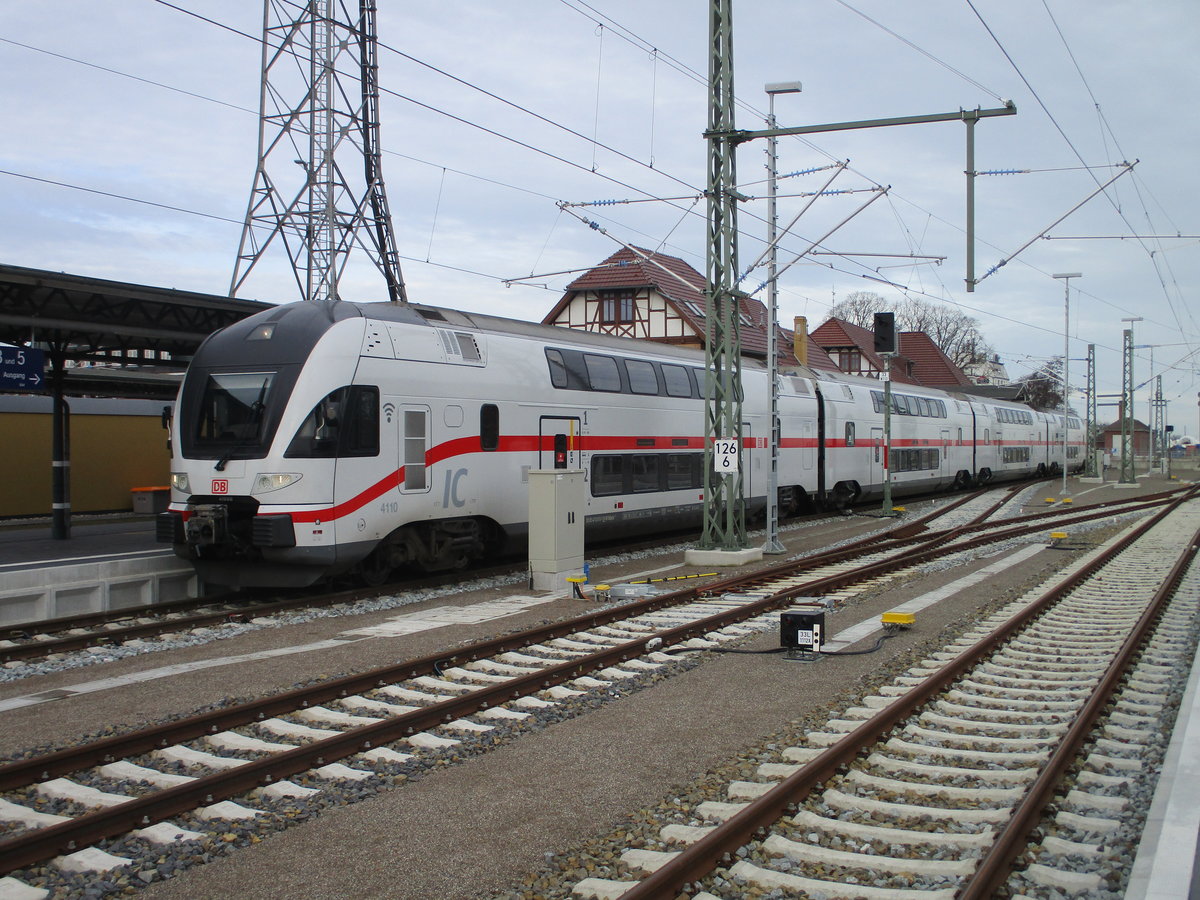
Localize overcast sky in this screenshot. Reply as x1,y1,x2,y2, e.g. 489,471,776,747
2,1,1197,431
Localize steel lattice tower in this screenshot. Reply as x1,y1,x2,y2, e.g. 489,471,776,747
1151,374,1164,470
698,0,746,551
230,0,407,304
1085,343,1098,477
1118,328,1136,484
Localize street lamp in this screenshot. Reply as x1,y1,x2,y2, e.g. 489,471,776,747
1053,273,1080,496
763,80,802,555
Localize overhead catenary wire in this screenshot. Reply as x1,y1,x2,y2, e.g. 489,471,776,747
13,1,1007,312
975,162,1137,284
7,1,1190,388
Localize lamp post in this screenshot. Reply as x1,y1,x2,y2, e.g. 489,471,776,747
1052,273,1080,495
762,80,802,555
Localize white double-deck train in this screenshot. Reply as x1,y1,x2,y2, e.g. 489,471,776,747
157,300,1085,588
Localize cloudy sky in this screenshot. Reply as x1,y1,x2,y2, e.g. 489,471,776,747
2,1,1197,430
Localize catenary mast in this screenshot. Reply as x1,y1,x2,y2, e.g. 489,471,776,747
698,0,748,552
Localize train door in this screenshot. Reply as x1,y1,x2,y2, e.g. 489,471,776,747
871,425,884,488
742,420,753,501
844,420,869,482
539,415,583,470
800,419,816,473
940,429,951,475
400,405,432,493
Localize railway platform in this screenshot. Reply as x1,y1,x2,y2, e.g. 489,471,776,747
0,515,196,628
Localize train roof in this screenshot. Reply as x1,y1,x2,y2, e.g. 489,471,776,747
333,300,835,379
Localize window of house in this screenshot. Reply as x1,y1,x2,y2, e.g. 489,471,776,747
600,293,635,324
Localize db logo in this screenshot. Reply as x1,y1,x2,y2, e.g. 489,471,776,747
212,479,230,494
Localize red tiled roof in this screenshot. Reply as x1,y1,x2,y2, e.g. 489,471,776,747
562,246,705,300
544,246,840,371
810,317,921,385
897,332,974,387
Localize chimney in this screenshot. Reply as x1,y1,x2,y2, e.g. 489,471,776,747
793,316,808,366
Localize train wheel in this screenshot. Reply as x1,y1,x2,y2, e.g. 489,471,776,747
358,549,393,587
830,482,860,511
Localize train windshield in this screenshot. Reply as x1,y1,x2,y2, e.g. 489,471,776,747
193,372,276,454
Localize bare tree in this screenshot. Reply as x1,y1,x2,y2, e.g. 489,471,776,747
828,291,890,329
1015,357,1064,410
828,292,992,369
896,297,992,369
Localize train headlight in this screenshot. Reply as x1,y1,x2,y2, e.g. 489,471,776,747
252,472,302,494
170,472,190,493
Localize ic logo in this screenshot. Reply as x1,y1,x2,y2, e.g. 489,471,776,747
212,479,230,494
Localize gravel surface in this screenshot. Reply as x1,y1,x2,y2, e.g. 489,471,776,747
0,474,1191,899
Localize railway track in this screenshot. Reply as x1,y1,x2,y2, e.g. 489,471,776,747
1,485,1180,668
563,489,1200,899
0,486,1191,896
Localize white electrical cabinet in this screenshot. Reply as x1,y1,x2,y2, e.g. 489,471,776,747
528,469,584,590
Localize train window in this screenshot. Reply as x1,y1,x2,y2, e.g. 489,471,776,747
845,422,856,447
626,360,659,395
285,386,378,459
889,448,939,472
195,371,275,447
591,456,624,496
340,386,380,457
665,454,695,490
871,391,884,414
631,455,660,492
480,404,499,452
546,349,568,388
584,354,622,392
403,410,428,491
662,364,692,398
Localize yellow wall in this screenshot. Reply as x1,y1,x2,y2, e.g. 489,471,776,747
0,410,170,517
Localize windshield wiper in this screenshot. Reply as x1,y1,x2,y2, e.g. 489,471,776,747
215,377,270,472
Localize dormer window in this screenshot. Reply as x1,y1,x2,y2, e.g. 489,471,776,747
599,292,635,324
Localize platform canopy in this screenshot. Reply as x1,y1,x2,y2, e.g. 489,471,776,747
0,263,272,400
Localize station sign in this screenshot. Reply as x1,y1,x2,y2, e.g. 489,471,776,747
0,346,46,392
